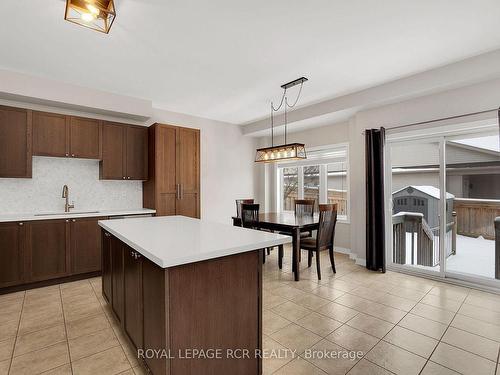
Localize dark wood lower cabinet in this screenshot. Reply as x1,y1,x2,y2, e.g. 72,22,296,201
27,220,70,282
102,231,112,303
111,236,124,323
71,217,106,274
0,222,26,288
124,246,143,349
102,230,262,375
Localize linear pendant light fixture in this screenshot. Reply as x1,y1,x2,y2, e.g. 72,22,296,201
255,77,308,163
65,0,116,34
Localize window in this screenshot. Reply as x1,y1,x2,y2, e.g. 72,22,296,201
277,144,349,221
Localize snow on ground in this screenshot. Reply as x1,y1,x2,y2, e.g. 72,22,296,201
446,235,496,278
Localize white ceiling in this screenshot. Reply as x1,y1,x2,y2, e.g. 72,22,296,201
2,0,500,125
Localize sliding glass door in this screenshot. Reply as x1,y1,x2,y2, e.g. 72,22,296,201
386,120,500,288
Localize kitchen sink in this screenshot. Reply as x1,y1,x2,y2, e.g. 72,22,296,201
34,211,100,216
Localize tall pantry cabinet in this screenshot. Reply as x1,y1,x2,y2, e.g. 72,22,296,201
143,123,200,218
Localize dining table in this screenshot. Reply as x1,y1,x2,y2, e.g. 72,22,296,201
232,212,320,281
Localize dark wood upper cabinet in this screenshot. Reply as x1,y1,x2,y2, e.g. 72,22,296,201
0,106,32,178
143,124,200,218
71,217,105,275
100,122,148,181
125,126,148,180
123,246,143,349
33,111,69,157
0,222,26,288
70,117,100,159
26,220,70,282
100,122,125,180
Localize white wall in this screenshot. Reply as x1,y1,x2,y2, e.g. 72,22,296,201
0,157,142,214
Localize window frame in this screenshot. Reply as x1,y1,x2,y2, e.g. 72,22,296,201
274,143,350,223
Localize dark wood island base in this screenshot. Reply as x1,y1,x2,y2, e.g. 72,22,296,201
102,230,263,375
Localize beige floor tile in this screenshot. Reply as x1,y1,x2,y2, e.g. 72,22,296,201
292,294,330,310
0,319,19,339
365,340,426,375
14,324,66,357
132,365,147,375
68,328,120,361
398,313,447,340
263,310,292,335
285,279,322,293
0,291,24,305
319,279,359,293
316,302,358,323
71,346,130,375
334,293,372,310
310,286,345,302
375,293,416,312
271,301,311,322
420,294,462,312
40,363,72,374
451,314,500,342
120,336,140,367
410,303,455,325
0,301,22,325
273,357,327,374
0,359,10,375
63,302,103,322
359,302,406,324
270,324,322,355
0,337,15,361
262,336,296,375
420,361,461,375
388,286,427,301
10,342,69,375
430,342,496,375
263,291,288,310
346,313,394,339
326,324,379,354
303,339,359,374
18,311,64,335
383,326,437,358
272,285,308,300
65,313,110,339
458,303,500,325
347,359,393,375
465,293,500,313
441,327,500,361
349,286,387,302
428,284,469,302
296,312,342,337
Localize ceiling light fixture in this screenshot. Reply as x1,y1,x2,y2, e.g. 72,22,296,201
255,77,308,163
65,0,116,34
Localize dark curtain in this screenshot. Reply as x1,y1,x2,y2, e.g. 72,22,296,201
365,128,386,272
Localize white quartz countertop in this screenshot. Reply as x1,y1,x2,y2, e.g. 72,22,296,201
0,208,156,223
98,215,291,268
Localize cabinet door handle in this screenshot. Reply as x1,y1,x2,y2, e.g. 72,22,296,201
65,153,69,157
72,219,76,222
71,154,75,157
176,184,179,199
18,222,23,226
104,232,110,237
127,176,131,180
122,176,126,179
65,219,69,223
180,184,183,200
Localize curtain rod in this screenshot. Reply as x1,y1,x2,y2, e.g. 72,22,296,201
361,107,500,135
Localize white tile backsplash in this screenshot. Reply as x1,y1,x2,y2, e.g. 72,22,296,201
0,157,143,214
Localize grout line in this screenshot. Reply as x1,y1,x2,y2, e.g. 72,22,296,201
59,283,75,375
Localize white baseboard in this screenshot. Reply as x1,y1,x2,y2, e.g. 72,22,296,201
334,247,366,267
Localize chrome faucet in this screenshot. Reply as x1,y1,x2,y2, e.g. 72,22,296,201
62,185,75,213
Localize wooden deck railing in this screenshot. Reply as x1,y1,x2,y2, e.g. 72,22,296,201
454,198,500,240
392,212,455,267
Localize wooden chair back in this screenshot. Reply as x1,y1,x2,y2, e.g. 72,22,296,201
294,199,315,217
316,204,338,250
241,203,260,229
236,199,255,218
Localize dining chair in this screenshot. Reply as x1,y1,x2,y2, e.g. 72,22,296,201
299,204,337,280
240,203,284,267
236,199,255,219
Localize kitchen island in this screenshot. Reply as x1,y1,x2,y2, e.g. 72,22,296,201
98,215,290,375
